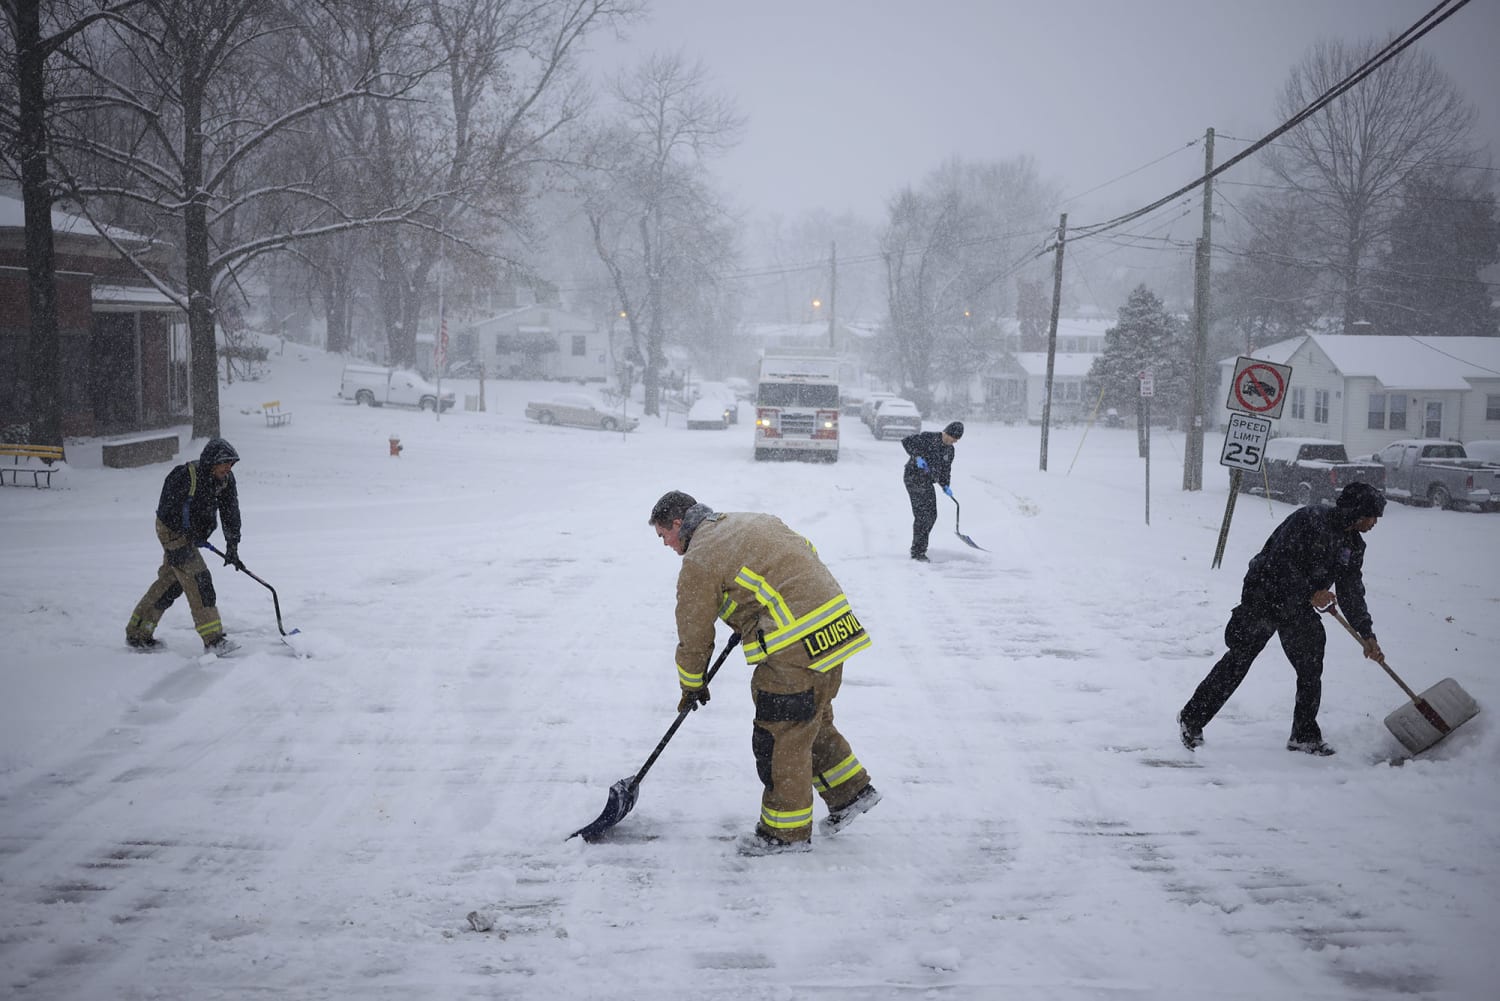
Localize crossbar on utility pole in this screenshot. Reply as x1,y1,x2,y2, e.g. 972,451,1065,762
1040,213,1067,471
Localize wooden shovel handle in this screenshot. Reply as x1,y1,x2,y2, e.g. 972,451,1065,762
1325,605,1422,702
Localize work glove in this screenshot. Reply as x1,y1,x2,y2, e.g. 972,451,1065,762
222,543,244,570
942,485,953,497
914,457,928,471
677,686,710,713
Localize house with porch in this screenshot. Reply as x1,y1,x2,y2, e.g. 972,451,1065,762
1216,334,1500,457
454,304,610,382
0,194,187,438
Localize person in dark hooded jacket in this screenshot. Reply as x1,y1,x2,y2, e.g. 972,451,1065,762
900,421,963,561
126,438,245,655
1177,481,1387,756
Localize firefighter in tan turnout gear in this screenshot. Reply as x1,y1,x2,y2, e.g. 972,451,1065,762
648,490,881,856
126,437,245,656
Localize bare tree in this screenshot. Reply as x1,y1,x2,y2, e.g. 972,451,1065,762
879,156,1057,408
577,52,744,415
1,0,143,445
1268,40,1479,333
45,0,438,438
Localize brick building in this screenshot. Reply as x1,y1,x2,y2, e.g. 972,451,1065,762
0,194,187,437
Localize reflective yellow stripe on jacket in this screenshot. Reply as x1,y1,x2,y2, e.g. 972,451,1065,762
737,577,871,673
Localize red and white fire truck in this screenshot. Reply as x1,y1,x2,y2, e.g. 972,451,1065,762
753,349,841,462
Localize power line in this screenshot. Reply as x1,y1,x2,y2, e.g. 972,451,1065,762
1215,133,1500,174
1058,137,1202,207
1054,0,1473,248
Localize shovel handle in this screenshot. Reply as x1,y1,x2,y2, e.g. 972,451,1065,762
631,633,741,786
1326,605,1424,704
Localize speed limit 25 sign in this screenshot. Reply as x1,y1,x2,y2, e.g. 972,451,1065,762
1220,413,1273,472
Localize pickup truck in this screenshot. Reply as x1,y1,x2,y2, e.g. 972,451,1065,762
340,364,455,412
1240,437,1385,507
1370,439,1500,511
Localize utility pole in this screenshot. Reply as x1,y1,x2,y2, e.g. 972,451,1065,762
828,241,837,350
1040,212,1067,471
1184,127,1214,491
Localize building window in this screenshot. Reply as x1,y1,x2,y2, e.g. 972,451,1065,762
1389,394,1407,430
1290,387,1305,420
1313,389,1329,424
1367,393,1386,430
1488,394,1500,421
571,335,586,357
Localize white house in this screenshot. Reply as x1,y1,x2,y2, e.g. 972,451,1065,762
456,305,610,382
1216,335,1500,457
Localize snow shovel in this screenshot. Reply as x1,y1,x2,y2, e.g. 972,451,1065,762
568,633,741,843
1327,607,1479,754
204,542,308,656
947,491,986,551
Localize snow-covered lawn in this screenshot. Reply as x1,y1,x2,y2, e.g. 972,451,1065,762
2,341,1496,999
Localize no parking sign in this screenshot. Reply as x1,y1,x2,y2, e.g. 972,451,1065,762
1226,356,1292,419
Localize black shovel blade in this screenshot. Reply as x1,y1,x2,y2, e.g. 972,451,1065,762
567,776,639,842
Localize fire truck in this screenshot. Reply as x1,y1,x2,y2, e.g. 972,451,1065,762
753,349,841,462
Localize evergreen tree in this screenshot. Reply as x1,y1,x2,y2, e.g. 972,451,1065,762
1367,171,1499,337
1088,285,1190,421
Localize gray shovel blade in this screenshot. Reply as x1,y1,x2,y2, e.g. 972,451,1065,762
568,776,640,842
1384,678,1480,754
955,530,986,551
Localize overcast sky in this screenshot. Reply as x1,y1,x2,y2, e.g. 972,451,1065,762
587,0,1500,228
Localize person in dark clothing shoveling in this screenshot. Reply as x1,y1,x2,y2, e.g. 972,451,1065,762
901,421,963,562
1178,481,1387,756
126,437,246,656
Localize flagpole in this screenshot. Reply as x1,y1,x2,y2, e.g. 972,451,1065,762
434,253,445,423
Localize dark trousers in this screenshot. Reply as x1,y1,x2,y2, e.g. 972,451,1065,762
1180,600,1327,743
904,473,937,557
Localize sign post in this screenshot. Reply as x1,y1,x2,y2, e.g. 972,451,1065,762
1139,369,1154,525
1213,358,1292,568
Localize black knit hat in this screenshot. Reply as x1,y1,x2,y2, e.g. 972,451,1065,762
943,421,965,440
1336,481,1385,518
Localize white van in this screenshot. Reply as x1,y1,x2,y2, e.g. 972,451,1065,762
339,364,454,411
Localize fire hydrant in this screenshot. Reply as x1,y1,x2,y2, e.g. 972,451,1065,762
389,435,403,457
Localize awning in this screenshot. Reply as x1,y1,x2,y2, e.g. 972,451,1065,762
92,283,183,312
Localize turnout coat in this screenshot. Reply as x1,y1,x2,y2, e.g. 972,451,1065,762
673,512,871,696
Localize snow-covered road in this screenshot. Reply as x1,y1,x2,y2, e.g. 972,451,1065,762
2,346,1496,999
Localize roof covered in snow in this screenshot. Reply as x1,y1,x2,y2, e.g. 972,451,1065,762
0,193,150,244
1014,352,1100,378
1222,335,1500,390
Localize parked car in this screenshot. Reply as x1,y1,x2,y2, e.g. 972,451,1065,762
1240,437,1385,507
1463,440,1500,465
686,396,732,430
524,392,638,432
1370,439,1499,511
872,398,924,440
340,363,455,411
860,393,898,429
692,381,739,425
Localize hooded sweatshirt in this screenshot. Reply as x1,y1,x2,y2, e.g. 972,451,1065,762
154,438,242,546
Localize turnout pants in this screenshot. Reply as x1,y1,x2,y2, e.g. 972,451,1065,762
750,661,871,843
904,471,937,557
1180,600,1327,744
127,519,225,647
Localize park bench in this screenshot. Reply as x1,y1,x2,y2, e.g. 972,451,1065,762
263,400,292,427
0,442,66,488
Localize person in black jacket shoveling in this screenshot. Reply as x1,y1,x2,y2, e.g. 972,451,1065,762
901,421,963,561
1177,481,1387,756
125,437,245,656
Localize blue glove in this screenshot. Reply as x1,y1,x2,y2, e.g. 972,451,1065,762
914,457,928,471
943,485,953,497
